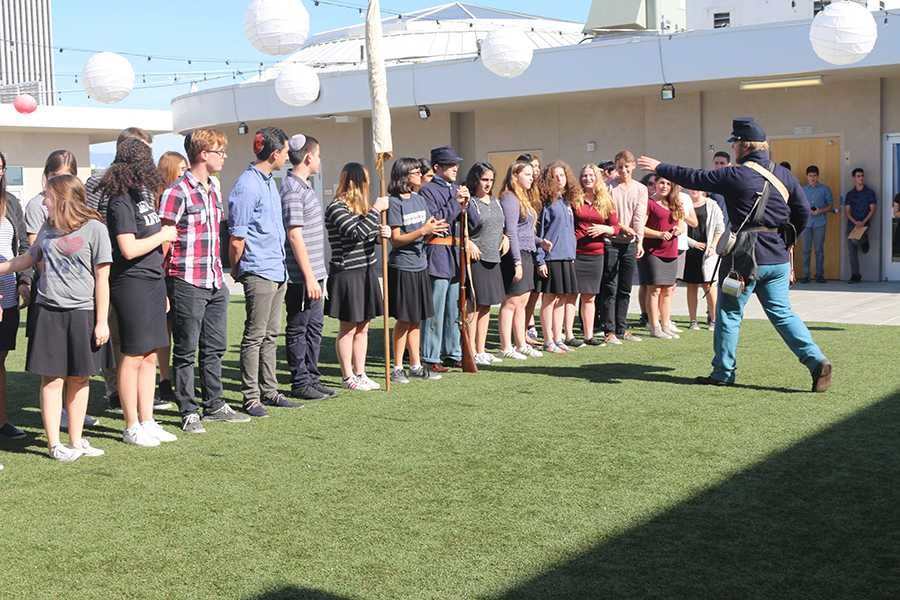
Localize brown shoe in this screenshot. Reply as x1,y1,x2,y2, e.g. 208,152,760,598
427,362,450,373
811,359,832,393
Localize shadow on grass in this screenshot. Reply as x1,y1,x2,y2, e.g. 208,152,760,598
486,388,900,599
488,362,806,394
245,585,351,600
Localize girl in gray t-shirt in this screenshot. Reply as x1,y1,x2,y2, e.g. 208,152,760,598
0,174,112,463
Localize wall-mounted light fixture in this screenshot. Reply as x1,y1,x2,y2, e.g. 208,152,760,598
660,83,675,101
418,105,431,120
237,121,249,135
739,75,823,91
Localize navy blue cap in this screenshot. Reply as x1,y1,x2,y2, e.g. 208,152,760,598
727,117,767,143
430,145,463,166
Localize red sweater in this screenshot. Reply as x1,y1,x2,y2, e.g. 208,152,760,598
642,199,679,258
574,203,620,255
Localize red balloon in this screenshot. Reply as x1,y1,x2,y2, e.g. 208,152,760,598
13,94,37,114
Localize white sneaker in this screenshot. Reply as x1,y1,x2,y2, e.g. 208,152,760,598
474,353,492,366
518,345,543,358
500,348,528,360
50,444,82,463
141,420,177,443
74,438,105,457
357,373,381,391
60,410,101,431
485,353,502,364
664,321,683,334
343,375,366,391
123,425,161,447
650,326,673,340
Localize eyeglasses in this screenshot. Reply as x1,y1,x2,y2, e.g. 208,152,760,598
206,149,227,157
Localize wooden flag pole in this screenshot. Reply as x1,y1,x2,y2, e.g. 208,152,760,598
377,152,392,392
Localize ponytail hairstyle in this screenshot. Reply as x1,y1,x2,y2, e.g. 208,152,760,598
464,161,495,198
333,162,370,215
45,174,102,233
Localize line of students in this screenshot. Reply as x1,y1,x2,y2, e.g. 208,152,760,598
0,131,727,467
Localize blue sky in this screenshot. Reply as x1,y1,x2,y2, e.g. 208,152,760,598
53,0,592,110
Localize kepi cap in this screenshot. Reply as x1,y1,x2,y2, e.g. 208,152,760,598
430,145,463,166
727,117,766,143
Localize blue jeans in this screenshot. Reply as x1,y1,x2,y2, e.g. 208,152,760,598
712,262,825,383
801,226,827,279
421,276,461,364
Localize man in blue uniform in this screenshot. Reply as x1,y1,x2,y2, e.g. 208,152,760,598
638,118,832,392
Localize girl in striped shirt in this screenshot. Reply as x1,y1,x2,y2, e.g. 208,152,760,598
324,163,389,391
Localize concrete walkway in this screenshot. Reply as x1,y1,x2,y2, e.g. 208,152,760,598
635,281,900,326
225,276,899,326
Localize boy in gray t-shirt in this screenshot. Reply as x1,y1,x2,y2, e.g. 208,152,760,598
30,219,112,310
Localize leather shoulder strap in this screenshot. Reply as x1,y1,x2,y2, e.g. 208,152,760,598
743,161,789,204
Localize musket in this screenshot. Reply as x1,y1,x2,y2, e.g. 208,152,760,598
457,199,478,374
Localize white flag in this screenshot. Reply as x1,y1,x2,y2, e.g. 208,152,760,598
366,0,393,156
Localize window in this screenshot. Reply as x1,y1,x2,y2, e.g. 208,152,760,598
713,11,731,28
3,166,23,187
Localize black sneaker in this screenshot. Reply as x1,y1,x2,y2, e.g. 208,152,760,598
694,375,732,387
291,384,327,401
312,381,337,398
181,413,206,434
243,401,270,418
202,404,251,423
0,422,26,440
584,337,606,347
811,359,833,393
262,392,304,408
564,337,585,348
158,379,175,402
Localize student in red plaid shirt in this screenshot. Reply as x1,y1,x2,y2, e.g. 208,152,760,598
159,129,250,434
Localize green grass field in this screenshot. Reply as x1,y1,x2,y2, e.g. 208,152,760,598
0,299,897,599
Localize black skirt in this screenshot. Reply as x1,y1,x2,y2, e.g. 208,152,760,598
112,276,169,356
26,305,114,377
388,267,433,322
326,265,384,323
575,254,605,294
0,306,19,352
469,260,505,307
681,248,706,284
637,254,679,286
539,260,578,295
501,251,534,297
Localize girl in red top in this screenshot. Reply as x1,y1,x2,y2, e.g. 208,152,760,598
570,164,619,345
640,177,684,339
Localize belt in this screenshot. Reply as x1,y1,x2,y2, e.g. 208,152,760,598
427,236,458,247
744,226,778,233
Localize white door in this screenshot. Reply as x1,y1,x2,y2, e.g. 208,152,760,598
881,135,900,281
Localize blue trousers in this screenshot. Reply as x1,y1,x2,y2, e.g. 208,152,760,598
801,225,827,279
711,262,825,383
421,276,461,364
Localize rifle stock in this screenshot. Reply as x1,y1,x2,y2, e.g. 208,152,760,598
458,203,478,374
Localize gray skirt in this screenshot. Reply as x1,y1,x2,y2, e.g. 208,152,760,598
637,254,679,286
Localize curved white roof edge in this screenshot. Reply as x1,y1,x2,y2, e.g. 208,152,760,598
1,104,173,136
172,18,900,133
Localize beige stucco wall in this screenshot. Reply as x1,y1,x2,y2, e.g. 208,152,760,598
0,131,92,201
203,75,900,280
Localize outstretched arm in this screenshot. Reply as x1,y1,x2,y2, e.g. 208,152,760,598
638,156,732,195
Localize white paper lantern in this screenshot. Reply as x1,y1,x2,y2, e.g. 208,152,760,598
809,1,878,66
275,63,320,107
82,52,135,104
480,30,533,79
244,0,310,56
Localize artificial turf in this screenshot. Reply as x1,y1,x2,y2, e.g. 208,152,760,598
0,299,897,599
